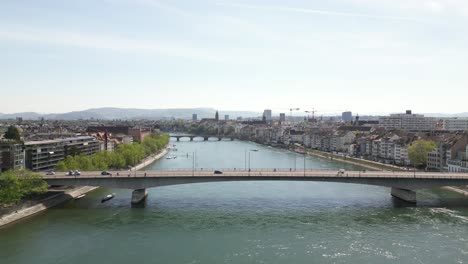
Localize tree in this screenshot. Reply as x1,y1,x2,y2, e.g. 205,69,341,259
16,170,48,197
3,126,21,141
0,171,22,204
408,139,437,168
0,170,47,205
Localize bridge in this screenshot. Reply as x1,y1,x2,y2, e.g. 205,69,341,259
42,170,468,204
169,134,235,141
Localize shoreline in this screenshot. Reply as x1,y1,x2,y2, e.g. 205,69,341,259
0,186,98,228
0,145,170,228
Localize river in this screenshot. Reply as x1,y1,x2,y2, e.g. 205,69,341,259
1,139,468,263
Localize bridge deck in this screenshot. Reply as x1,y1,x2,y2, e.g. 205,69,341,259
43,170,468,180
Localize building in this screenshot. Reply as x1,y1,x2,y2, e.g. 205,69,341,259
342,111,353,123
192,114,198,121
224,115,229,121
62,136,101,156
24,136,101,171
263,109,272,122
279,113,286,123
24,140,65,172
0,140,25,172
378,110,437,131
443,118,468,131
128,127,152,142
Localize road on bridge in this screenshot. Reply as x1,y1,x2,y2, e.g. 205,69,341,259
43,170,468,180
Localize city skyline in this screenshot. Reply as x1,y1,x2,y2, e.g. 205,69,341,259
1,0,468,113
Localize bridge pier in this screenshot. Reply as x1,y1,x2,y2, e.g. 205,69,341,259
218,137,222,141
131,189,148,204
391,187,416,203
204,137,208,141
190,136,193,141
176,137,180,142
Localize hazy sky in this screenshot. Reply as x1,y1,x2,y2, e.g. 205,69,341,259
1,0,468,115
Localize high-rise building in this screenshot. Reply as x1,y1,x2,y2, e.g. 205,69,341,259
224,115,229,120
192,114,198,121
263,109,272,121
279,113,286,122
342,111,353,122
215,111,219,121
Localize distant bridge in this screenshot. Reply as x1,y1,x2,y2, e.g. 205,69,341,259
169,134,235,141
43,170,468,204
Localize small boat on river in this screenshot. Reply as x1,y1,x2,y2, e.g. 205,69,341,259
101,194,115,203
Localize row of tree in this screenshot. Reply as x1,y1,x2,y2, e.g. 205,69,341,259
55,132,170,171
0,170,48,205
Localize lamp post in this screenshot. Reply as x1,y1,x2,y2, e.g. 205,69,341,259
192,151,195,176
48,151,54,171
248,149,259,175
303,151,306,176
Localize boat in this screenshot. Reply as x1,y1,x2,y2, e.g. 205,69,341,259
165,155,177,159
101,194,115,203
74,194,86,200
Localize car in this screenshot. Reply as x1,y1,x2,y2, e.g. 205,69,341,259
46,171,55,175
101,171,112,176
338,169,346,174
67,170,74,176
213,170,223,174
74,170,81,176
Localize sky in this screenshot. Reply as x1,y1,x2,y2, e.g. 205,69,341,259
1,0,468,115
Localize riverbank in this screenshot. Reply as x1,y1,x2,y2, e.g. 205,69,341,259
133,145,169,171
0,186,98,228
0,146,169,228
442,186,468,196
304,149,404,171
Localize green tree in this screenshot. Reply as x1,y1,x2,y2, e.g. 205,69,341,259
16,170,48,197
0,170,47,205
56,161,68,171
408,139,437,168
0,171,22,204
3,126,21,141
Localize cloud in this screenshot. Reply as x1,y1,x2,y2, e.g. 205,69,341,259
0,26,239,63
347,0,468,17
216,2,431,23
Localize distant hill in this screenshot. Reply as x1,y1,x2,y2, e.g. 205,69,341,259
0,108,262,120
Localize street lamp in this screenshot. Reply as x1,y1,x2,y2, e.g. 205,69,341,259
48,151,54,171
248,149,259,175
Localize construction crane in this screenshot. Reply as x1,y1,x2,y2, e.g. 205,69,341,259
305,108,317,122
290,108,300,124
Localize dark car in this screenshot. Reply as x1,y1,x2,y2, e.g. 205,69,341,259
101,171,112,176
213,170,223,174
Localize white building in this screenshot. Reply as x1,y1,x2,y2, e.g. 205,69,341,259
379,110,437,131
443,118,468,131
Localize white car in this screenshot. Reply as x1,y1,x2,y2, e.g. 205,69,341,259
74,170,81,176
46,171,55,175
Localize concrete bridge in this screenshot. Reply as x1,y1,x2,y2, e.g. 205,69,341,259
169,134,235,142
42,170,468,204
